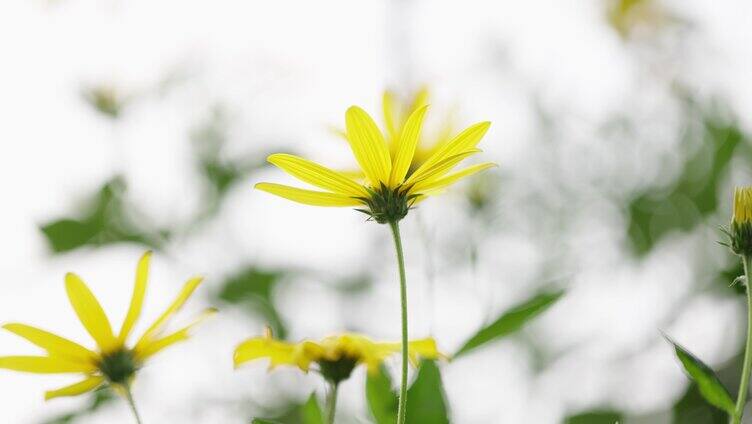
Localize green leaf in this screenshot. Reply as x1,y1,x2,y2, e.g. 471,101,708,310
39,176,167,253
664,336,735,415
406,360,449,424
366,366,398,424
216,266,288,339
455,290,564,358
564,409,623,424
252,419,284,424
42,388,114,424
301,392,324,424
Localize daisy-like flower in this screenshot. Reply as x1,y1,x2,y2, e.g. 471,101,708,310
255,101,494,424
256,103,494,224
0,251,215,421
234,329,445,424
234,329,443,378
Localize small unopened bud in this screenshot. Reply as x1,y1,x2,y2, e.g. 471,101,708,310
730,187,752,256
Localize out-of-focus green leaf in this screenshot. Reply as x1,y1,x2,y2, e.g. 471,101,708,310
301,393,324,424
39,177,167,253
82,85,124,118
216,266,288,339
406,360,449,424
366,366,398,424
664,336,735,415
455,290,564,358
191,106,272,219
41,388,114,424
365,361,449,424
252,419,285,424
627,106,746,256
564,409,623,424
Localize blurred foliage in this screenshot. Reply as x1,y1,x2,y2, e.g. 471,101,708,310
40,176,168,253
366,360,449,424
626,100,749,257
300,393,324,424
367,365,399,424
563,409,622,424
405,360,449,424
455,290,564,358
41,388,114,424
191,106,271,220
39,105,273,254
82,85,126,119
216,266,288,339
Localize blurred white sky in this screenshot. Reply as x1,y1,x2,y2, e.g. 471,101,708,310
1,0,752,423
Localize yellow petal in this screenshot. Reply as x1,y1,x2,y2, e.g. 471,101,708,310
119,251,151,344
65,273,119,354
389,105,429,187
45,376,103,401
134,308,217,360
407,338,446,361
255,182,362,207
383,90,400,148
410,163,497,194
408,87,430,113
135,276,203,350
404,149,480,188
267,154,369,197
2,323,96,364
412,121,491,178
234,337,296,368
0,356,96,374
345,106,392,186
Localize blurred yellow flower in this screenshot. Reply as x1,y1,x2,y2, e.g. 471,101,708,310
256,102,495,223
234,330,445,382
0,251,215,400
382,88,455,170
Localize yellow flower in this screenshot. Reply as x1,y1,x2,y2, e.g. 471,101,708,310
0,251,215,400
734,187,752,226
256,102,495,223
382,88,454,170
234,330,445,383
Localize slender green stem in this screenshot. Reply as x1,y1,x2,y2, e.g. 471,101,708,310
123,385,143,424
733,255,752,424
326,382,339,424
388,220,409,424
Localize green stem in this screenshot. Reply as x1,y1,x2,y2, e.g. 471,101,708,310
388,220,409,424
326,382,339,424
733,254,752,424
123,385,143,424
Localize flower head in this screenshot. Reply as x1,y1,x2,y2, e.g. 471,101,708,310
730,187,752,256
234,329,445,384
256,102,495,223
0,251,215,400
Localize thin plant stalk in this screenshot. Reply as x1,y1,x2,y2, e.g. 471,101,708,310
326,382,339,424
733,255,752,424
388,220,409,424
123,385,143,424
